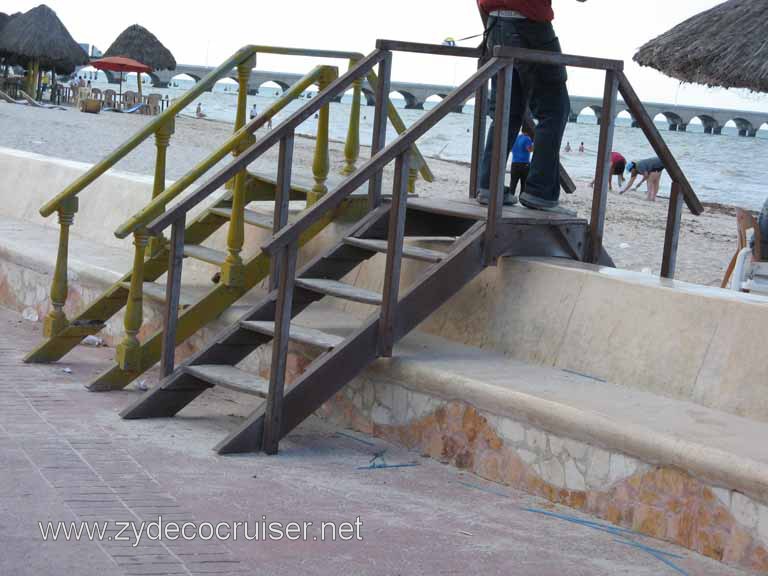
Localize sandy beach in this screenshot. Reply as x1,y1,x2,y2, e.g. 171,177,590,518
0,101,739,286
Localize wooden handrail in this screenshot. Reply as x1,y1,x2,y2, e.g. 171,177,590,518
143,50,388,236
617,71,703,215
114,65,331,239
376,39,482,59
263,57,505,256
39,45,259,218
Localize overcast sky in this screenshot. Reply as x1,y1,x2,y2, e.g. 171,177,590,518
6,0,768,112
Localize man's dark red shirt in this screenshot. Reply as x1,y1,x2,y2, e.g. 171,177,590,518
477,0,554,22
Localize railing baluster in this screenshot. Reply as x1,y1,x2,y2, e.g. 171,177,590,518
116,230,150,372
160,216,186,377
469,59,489,199
221,54,257,288
661,182,684,279
342,60,362,176
484,63,513,265
44,197,78,337
379,151,410,357
263,242,298,455
368,51,392,209
148,118,175,257
589,70,619,264
407,147,418,194
310,67,335,204
270,132,295,291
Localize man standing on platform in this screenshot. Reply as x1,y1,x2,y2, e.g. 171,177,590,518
476,0,585,213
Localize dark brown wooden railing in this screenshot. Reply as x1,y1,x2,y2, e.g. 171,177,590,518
142,40,702,452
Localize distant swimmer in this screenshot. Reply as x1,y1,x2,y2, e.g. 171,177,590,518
564,141,572,153
589,151,626,191
578,142,585,153
622,157,665,201
195,103,207,119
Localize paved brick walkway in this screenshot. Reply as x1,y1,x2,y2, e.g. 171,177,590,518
0,306,752,575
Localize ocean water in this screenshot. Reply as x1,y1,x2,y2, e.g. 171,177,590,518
89,74,768,210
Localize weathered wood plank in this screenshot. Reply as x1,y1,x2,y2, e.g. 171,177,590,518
185,365,268,396
295,278,383,305
343,237,445,263
661,182,684,279
183,244,227,266
240,321,344,350
161,217,186,377
589,70,619,264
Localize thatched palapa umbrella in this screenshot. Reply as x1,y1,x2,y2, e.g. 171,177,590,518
634,0,768,93
0,4,87,95
103,24,176,101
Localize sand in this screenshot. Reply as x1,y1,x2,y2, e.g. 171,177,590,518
0,101,740,286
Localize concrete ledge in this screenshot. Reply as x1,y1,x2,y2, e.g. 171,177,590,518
302,326,768,572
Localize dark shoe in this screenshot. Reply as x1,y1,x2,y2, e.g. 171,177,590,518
477,187,517,206
519,192,576,216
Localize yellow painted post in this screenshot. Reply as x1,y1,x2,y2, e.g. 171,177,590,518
221,54,256,288
148,118,175,257
308,67,335,205
341,60,361,176
408,147,419,194
43,197,78,337
116,230,150,372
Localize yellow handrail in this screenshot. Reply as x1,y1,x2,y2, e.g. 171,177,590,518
114,65,331,239
39,45,259,218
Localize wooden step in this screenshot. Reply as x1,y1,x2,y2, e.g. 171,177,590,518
120,282,195,309
240,321,344,350
343,237,445,263
183,244,228,266
211,207,279,230
295,278,383,305
184,365,268,397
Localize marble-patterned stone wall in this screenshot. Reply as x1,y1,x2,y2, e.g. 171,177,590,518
318,375,768,573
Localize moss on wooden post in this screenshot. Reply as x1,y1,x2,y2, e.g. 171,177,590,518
308,67,337,206
116,230,149,372
341,60,362,176
148,118,175,257
408,147,419,194
43,197,78,337
221,55,256,288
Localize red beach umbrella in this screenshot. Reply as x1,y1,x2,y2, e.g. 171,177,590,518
90,56,151,101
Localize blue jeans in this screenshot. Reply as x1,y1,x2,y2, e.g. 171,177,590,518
479,17,570,204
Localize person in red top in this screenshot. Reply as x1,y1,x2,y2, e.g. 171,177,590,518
476,0,587,213
590,151,626,192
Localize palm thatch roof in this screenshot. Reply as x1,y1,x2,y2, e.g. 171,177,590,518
104,24,176,71
0,12,21,59
634,0,768,93
0,5,87,73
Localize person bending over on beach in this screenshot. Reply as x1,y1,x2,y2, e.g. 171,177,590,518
250,103,258,121
195,103,207,119
510,129,534,195
622,157,665,201
476,0,586,213
589,151,626,191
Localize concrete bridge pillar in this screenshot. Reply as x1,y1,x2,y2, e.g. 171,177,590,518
631,121,640,128
569,113,579,123
739,128,748,137
677,124,687,132
669,124,678,132
713,126,723,135
748,129,758,137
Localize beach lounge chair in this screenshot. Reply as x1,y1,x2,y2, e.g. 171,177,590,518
103,102,146,114
723,208,768,295
18,90,66,110
0,89,25,104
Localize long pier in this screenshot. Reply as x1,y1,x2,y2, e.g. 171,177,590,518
116,64,768,137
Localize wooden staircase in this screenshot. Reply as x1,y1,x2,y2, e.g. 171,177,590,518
122,197,599,454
